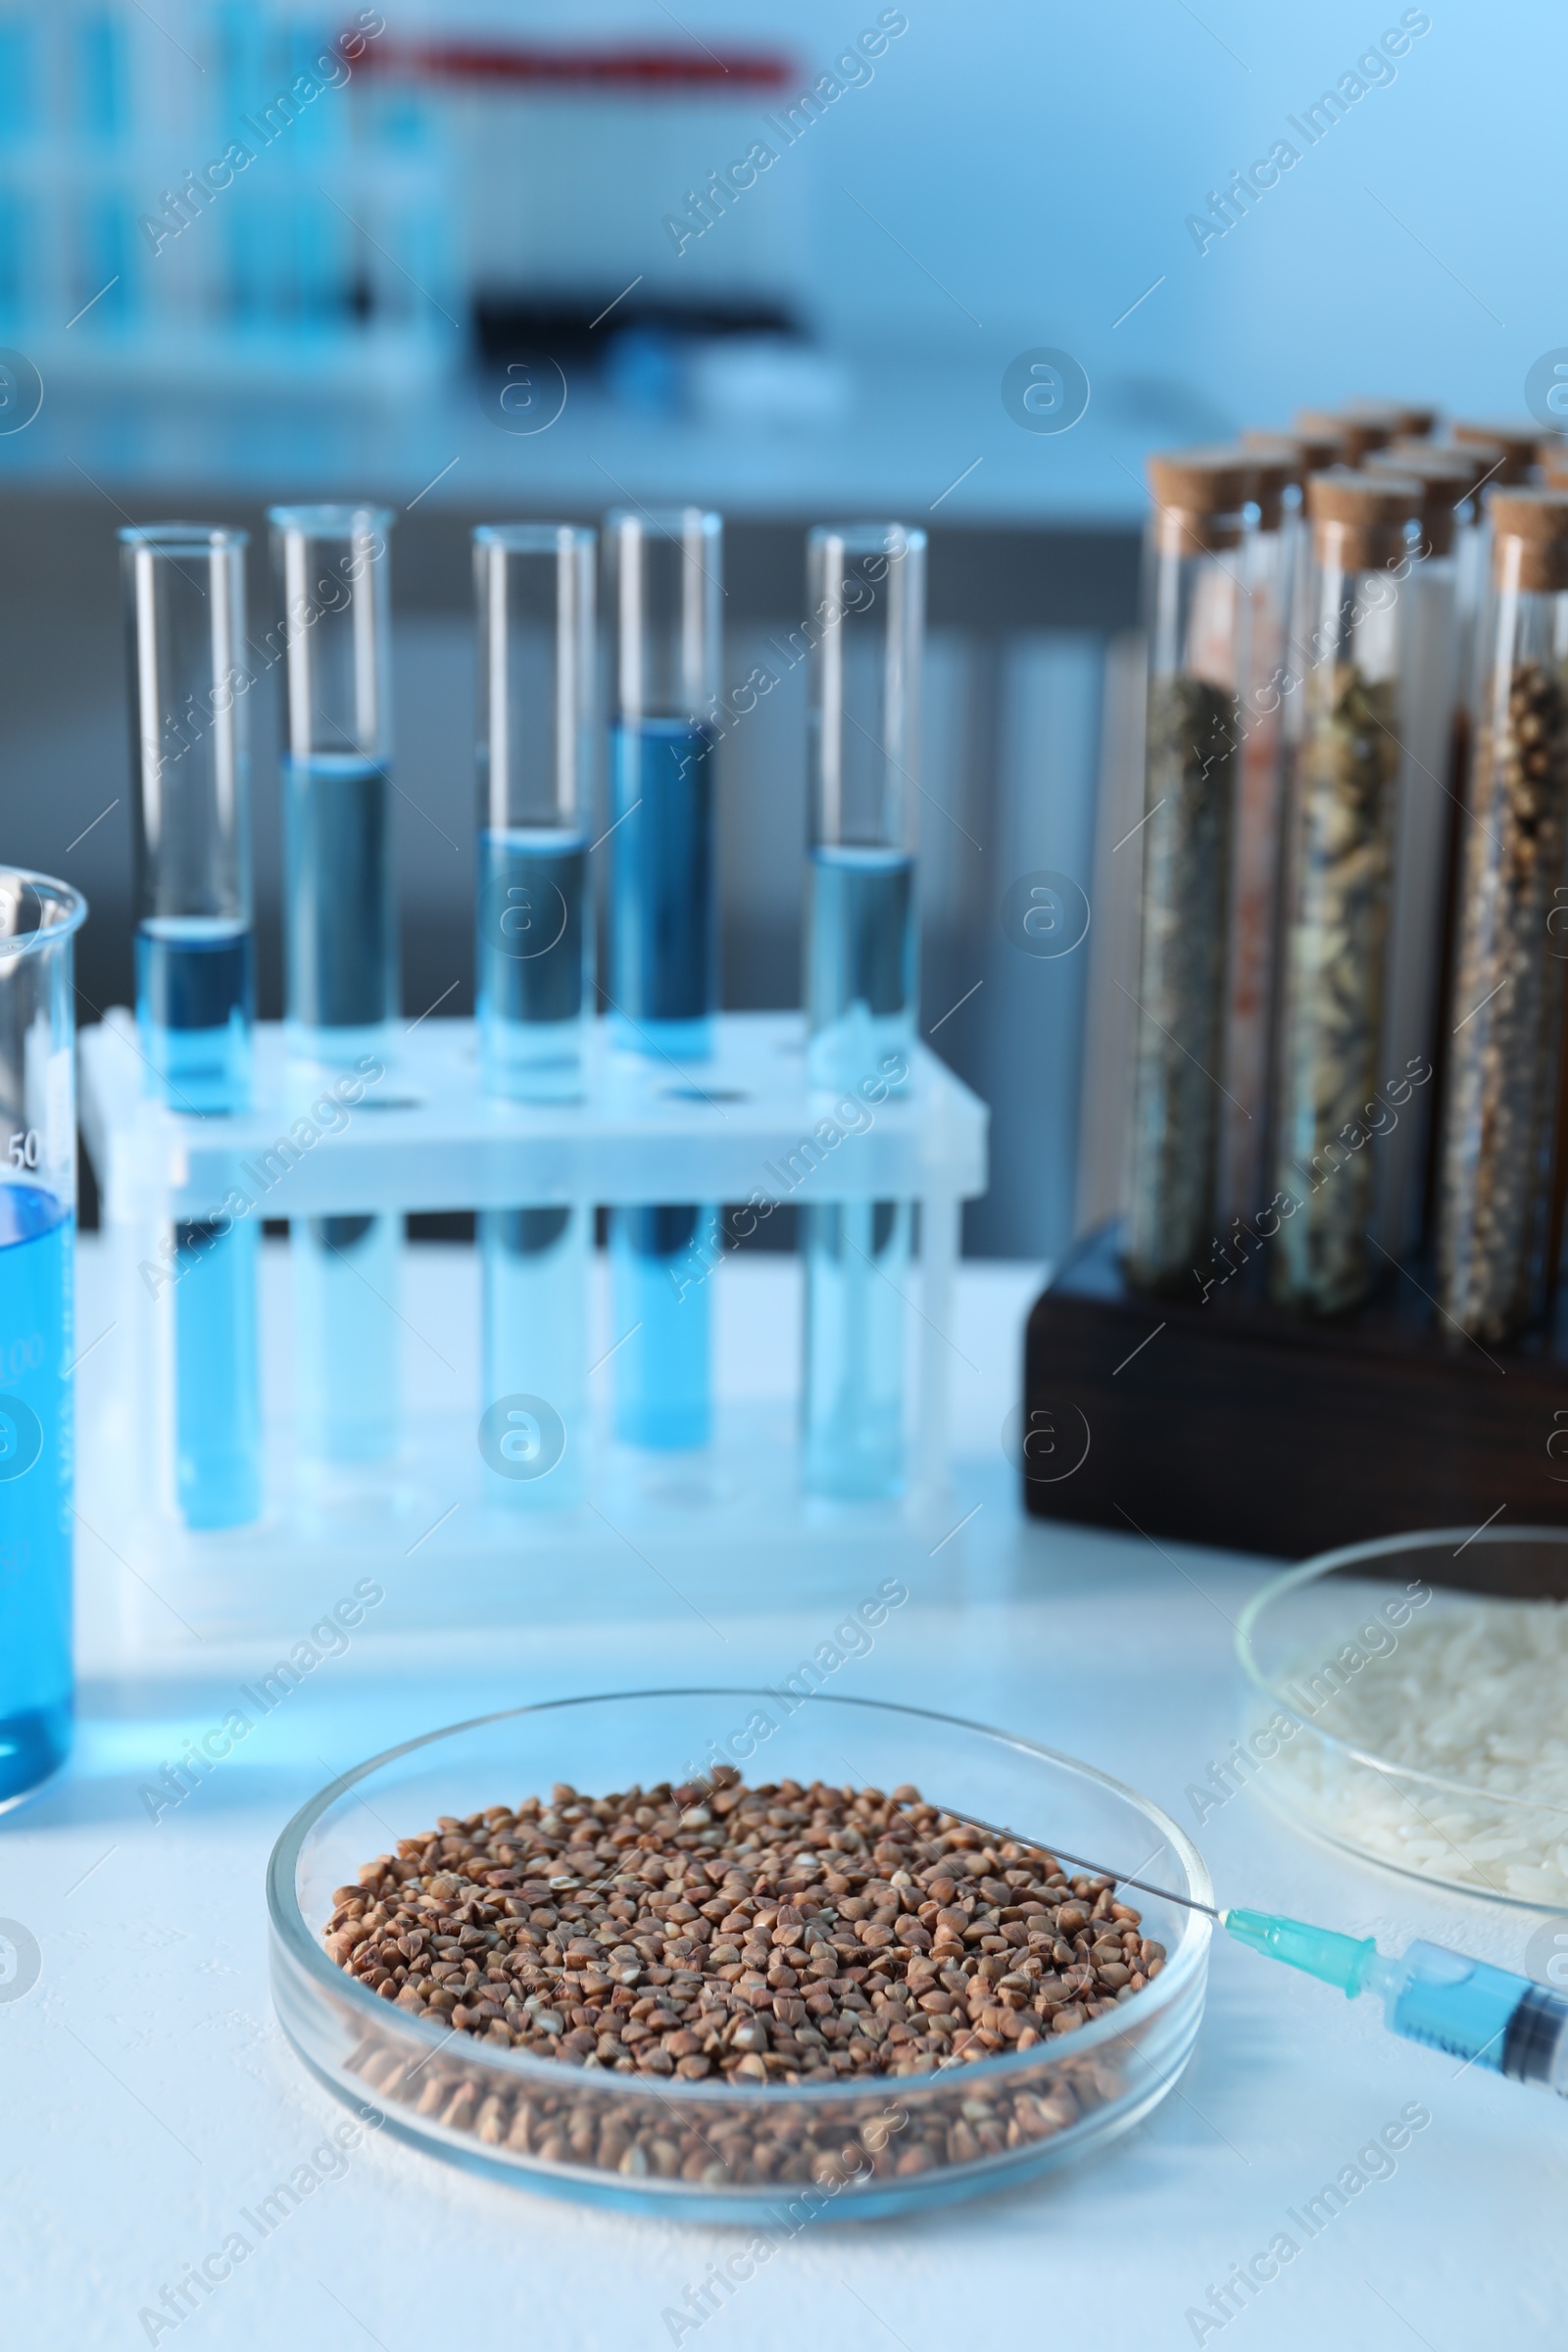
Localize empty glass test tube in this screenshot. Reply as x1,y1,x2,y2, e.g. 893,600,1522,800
270,504,399,1467
605,507,721,1450
474,524,595,1506
122,523,261,1529
803,521,924,1500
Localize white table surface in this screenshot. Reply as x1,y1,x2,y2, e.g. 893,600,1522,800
4,1244,1560,2347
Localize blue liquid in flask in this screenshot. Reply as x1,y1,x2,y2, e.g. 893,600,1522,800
0,1184,73,1804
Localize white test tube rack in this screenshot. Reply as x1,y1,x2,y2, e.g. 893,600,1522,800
75,1009,988,1647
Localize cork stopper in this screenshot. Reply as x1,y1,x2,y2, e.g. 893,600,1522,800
1540,438,1568,491
1247,422,1340,476
1451,420,1539,484
1226,442,1298,529
1344,398,1439,441
1366,446,1478,556
1307,468,1420,570
1297,407,1391,466
1388,438,1498,504
1489,487,1568,593
1147,446,1253,553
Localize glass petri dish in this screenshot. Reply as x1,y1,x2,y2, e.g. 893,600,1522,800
268,1690,1211,2220
1236,1527,1568,1909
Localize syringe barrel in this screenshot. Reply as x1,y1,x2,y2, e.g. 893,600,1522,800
1387,1939,1568,2092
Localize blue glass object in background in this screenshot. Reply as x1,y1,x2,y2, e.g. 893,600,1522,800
282,753,397,1058
0,22,33,141
477,828,589,1102
609,717,715,1057
0,192,25,317
805,842,916,1093
0,1184,72,1809
77,11,125,142
295,1213,399,1463
612,1204,715,1451
82,191,132,324
135,915,253,1112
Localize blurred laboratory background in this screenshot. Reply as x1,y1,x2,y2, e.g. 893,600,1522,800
0,0,1554,1261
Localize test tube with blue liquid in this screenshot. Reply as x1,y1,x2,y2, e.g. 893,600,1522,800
605,508,721,1450
0,871,85,1806
803,522,925,1499
269,504,399,1468
122,523,261,1529
474,524,595,1505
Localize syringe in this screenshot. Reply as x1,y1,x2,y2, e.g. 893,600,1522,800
961,1817,1568,2095
1221,1908,1568,2093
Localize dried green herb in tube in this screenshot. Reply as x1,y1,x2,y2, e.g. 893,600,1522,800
1271,469,1419,1314
1125,450,1252,1295
1438,489,1568,1345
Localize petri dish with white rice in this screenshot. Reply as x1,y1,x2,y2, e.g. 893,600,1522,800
1237,1528,1568,1908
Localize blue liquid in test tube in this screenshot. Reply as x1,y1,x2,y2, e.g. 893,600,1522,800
477,827,590,1101
135,917,253,1111
473,524,596,1504
122,523,262,1528
270,507,400,1470
281,753,398,1063
608,717,716,1061
801,524,926,1500
294,1212,399,1463
605,510,722,1450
